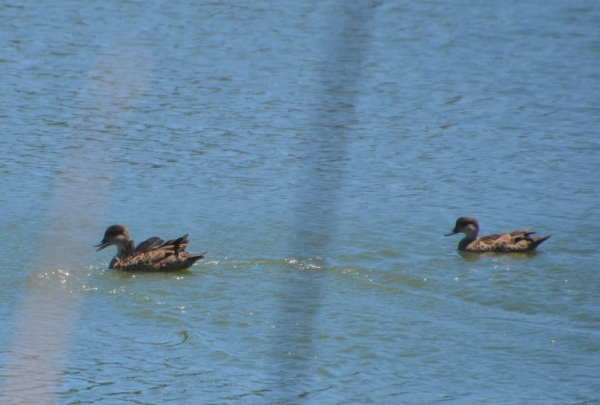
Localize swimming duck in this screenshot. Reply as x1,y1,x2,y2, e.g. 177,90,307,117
445,217,551,253
95,225,206,271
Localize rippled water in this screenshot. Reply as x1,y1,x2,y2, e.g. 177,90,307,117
1,0,600,404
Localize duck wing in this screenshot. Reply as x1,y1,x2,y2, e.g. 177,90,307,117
134,235,190,265
478,233,505,244
123,234,194,271
507,229,535,244
112,234,207,271
156,234,190,253
135,237,165,254
478,232,523,250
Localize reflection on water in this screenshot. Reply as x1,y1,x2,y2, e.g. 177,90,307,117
1,38,152,404
457,250,540,262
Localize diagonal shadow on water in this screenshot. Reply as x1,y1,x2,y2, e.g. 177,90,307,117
275,1,376,401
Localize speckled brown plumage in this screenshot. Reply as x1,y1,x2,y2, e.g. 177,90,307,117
95,225,206,271
445,217,551,253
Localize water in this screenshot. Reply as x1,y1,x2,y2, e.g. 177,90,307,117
1,0,599,403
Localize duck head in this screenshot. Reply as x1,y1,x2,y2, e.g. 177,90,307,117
94,225,131,251
445,217,480,239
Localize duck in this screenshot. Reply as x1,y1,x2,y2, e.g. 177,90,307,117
94,225,207,271
445,217,551,253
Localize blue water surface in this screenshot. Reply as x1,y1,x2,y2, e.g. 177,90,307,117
1,1,599,404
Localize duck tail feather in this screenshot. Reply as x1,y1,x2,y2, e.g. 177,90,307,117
532,234,552,249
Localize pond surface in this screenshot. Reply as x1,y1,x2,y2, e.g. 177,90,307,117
1,1,599,403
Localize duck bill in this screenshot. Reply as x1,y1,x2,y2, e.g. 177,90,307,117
445,229,459,236
94,239,109,251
